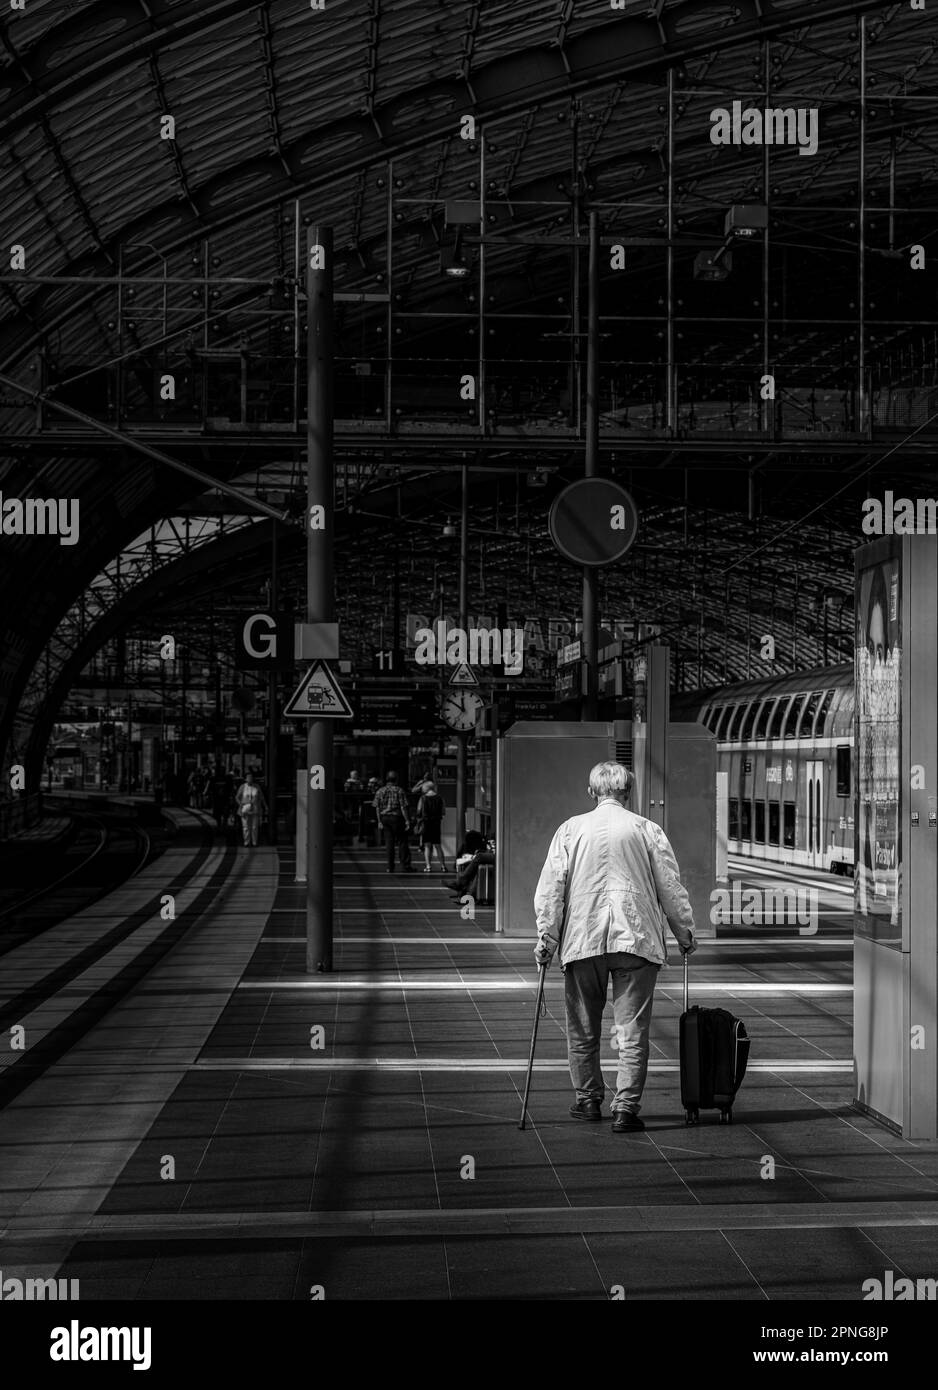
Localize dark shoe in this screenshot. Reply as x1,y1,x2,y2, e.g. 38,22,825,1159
569,1099,602,1123
611,1110,645,1133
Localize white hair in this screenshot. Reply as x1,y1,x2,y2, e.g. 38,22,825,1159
588,761,634,801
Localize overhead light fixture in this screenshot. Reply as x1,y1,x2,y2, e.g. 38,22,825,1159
440,228,470,278
693,206,763,284
444,200,482,226
442,517,457,537
724,204,768,239
694,249,733,281
440,248,470,278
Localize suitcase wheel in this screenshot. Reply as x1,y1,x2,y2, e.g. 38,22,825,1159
684,1108,699,1126
720,1108,732,1125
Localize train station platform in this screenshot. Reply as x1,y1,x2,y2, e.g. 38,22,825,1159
1,841,937,1302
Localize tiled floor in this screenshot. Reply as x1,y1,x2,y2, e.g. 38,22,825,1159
4,844,937,1299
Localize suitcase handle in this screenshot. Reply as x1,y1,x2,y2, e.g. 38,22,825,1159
683,948,689,1014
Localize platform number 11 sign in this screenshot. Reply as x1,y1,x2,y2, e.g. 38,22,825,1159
372,648,404,675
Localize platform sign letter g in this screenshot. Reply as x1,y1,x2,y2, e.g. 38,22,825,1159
243,613,277,661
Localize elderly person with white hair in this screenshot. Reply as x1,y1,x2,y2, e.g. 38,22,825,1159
533,761,697,1133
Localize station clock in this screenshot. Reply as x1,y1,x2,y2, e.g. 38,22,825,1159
440,689,485,732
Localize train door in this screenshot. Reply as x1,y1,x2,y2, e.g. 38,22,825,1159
805,759,824,867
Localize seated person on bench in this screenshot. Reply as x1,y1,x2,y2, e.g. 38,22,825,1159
442,830,495,900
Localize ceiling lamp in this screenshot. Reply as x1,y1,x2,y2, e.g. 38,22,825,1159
694,249,733,282
440,227,470,277
724,204,768,239
440,247,470,278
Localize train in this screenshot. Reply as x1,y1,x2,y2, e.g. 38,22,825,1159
671,662,857,876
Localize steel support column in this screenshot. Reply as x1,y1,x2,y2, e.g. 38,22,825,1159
582,208,600,720
666,68,676,435
306,225,335,974
386,161,394,431
859,16,868,435
570,101,581,432
267,523,279,845
763,40,772,436
455,460,469,838
478,129,486,434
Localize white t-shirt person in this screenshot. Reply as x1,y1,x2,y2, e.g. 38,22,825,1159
235,775,267,845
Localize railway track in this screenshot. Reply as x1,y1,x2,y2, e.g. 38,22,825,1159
0,811,155,955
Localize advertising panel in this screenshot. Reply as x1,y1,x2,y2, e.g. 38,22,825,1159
855,547,901,946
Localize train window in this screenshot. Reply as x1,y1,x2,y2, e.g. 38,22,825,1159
784,694,807,738
836,745,851,797
768,802,780,846
754,800,766,843
741,800,752,840
838,685,856,737
713,705,729,738
768,695,792,740
783,801,795,848
727,704,747,741
799,690,822,738
729,797,740,838
754,697,776,740
827,687,853,740
739,699,760,742
813,689,834,737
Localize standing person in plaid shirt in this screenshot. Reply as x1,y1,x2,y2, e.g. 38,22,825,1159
373,770,413,873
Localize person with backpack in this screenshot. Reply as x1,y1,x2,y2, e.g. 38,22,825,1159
533,761,697,1133
415,780,446,873
373,770,413,872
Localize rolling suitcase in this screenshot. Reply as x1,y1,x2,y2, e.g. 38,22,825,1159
679,952,750,1125
475,862,494,905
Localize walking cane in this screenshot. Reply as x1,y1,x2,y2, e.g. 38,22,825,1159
518,963,547,1130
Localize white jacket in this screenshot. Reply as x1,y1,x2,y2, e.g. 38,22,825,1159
236,783,265,817
533,798,695,967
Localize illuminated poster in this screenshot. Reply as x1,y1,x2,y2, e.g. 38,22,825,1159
855,551,901,945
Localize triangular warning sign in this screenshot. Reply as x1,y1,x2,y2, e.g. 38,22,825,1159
448,662,479,688
283,660,353,718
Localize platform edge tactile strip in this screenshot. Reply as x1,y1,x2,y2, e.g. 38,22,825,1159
6,1200,938,1244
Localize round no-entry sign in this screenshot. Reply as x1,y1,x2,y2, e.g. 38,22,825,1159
548,478,639,567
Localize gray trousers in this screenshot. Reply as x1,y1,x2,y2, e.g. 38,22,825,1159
564,951,660,1114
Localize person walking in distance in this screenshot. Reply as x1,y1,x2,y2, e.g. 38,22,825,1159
235,769,267,848
533,762,697,1133
210,761,233,826
359,777,381,847
373,770,413,873
416,780,447,873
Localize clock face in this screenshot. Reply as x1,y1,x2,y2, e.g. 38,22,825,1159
440,690,485,731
